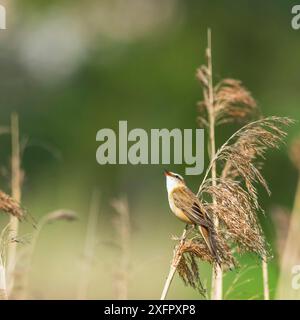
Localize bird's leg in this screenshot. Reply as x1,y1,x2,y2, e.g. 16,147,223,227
171,224,191,241
190,224,196,233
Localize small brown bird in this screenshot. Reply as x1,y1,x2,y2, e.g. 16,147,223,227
164,170,220,264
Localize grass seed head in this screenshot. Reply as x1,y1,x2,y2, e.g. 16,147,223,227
44,209,78,224
0,190,24,219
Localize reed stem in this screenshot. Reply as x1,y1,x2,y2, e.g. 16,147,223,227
262,259,270,300
276,174,300,299
205,29,222,300
0,262,7,300
6,112,22,297
160,229,187,300
113,197,131,300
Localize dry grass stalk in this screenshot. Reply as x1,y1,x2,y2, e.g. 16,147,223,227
276,139,300,299
0,258,7,300
0,225,11,300
111,196,131,300
6,113,23,297
0,225,11,268
77,189,100,300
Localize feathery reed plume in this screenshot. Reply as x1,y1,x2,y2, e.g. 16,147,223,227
77,189,100,300
213,79,259,125
201,178,267,257
6,113,23,297
219,117,291,195
199,117,292,192
111,196,131,300
197,78,259,129
18,209,77,299
198,117,292,256
276,139,300,299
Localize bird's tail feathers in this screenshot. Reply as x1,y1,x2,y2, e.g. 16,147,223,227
198,225,222,267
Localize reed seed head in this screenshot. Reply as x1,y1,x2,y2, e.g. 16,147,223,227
214,79,259,125
198,117,293,259
176,238,208,295
175,230,236,294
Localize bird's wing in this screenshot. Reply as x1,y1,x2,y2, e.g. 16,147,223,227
172,187,212,228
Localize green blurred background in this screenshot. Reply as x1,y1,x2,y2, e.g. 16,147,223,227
0,0,299,299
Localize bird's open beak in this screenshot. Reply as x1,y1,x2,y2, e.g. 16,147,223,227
164,170,171,177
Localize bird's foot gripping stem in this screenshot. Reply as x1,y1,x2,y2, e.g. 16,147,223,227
171,224,193,241
171,234,186,241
